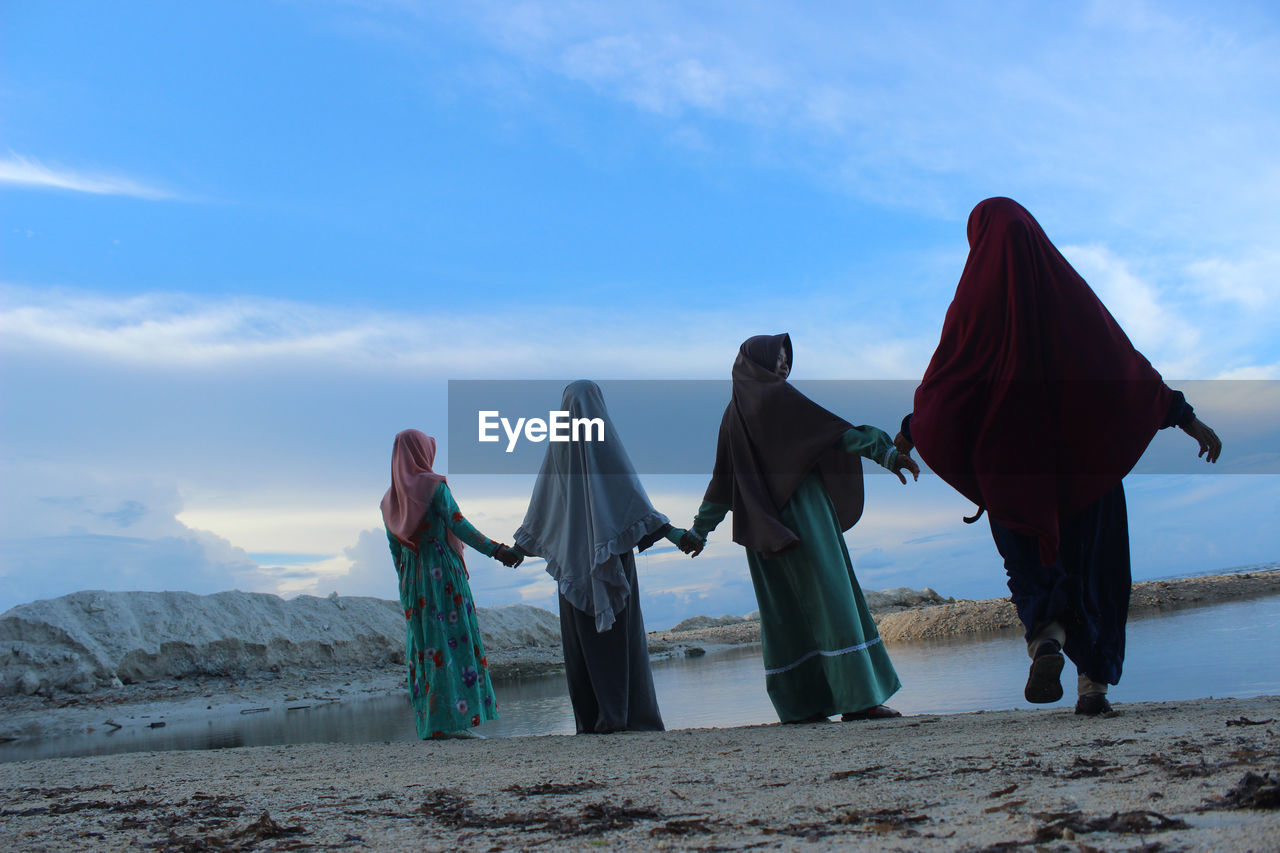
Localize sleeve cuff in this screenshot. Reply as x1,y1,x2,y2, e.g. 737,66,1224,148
881,446,899,470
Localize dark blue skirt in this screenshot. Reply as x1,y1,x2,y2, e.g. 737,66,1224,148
989,483,1131,685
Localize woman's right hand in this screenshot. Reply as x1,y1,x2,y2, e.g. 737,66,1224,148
893,431,914,455
494,544,524,568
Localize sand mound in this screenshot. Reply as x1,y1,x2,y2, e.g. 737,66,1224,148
0,590,559,698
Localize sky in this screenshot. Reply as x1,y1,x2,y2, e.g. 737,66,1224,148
2,0,1278,628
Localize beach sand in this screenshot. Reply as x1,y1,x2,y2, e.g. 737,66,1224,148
3,695,1278,851
3,570,1279,850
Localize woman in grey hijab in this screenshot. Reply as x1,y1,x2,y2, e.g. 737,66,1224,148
513,380,693,734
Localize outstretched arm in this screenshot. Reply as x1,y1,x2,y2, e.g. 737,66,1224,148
438,485,523,567
1164,391,1222,464
842,425,919,484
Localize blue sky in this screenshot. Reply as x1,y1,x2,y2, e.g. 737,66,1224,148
2,0,1278,627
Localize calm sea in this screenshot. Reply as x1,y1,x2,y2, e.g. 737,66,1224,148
3,596,1278,763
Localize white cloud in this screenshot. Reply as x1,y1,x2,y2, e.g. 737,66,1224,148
0,285,937,378
0,153,178,200
1064,243,1203,375
380,1,1278,240
1186,251,1280,313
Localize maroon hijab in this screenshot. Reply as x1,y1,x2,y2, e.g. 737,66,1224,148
705,333,864,557
911,198,1173,565
380,429,464,560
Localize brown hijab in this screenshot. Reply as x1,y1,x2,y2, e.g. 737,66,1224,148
704,334,864,557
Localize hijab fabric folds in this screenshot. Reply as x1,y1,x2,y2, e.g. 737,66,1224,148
911,198,1173,565
380,430,465,561
704,334,865,557
515,381,670,633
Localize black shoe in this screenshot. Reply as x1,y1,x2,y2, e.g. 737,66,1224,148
1024,639,1064,704
1074,693,1113,716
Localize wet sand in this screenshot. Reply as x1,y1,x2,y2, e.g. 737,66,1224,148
3,695,1278,851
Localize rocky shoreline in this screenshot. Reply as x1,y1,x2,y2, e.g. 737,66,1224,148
652,568,1280,647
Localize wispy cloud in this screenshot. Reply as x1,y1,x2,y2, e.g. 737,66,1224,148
358,2,1279,244
5,266,1272,380
0,153,178,200
0,286,943,378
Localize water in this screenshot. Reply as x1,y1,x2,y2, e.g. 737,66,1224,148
4,597,1278,763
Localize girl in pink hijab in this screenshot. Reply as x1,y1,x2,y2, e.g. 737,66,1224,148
381,429,523,739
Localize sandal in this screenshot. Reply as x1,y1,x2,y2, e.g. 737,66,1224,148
841,705,902,721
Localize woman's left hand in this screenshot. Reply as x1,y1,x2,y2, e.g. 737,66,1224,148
1180,417,1222,463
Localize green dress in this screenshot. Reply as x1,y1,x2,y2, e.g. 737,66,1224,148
692,427,902,722
386,483,501,738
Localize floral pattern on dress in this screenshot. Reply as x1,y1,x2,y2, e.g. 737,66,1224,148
387,483,500,738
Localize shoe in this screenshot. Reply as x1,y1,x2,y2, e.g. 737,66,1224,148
433,729,486,739
1024,639,1065,704
841,705,902,721
1074,693,1113,716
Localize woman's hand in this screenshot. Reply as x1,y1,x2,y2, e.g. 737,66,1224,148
677,531,705,557
494,544,524,568
893,431,914,456
891,452,920,484
1180,417,1222,463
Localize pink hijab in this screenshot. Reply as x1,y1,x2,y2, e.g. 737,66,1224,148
380,430,464,560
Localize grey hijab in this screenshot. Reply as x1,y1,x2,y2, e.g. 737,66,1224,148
514,381,670,632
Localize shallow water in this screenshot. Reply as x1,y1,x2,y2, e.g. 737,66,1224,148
3,596,1278,762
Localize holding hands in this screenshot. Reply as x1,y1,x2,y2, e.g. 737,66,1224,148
494,544,524,568
890,432,921,484
677,530,705,557
890,451,920,484
893,431,914,457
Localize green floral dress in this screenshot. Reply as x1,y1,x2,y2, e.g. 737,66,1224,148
386,482,501,738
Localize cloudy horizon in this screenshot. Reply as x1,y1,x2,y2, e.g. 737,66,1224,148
3,0,1277,627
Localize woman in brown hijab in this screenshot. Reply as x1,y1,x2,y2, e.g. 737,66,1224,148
682,334,919,724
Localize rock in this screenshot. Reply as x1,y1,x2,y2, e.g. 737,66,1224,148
864,586,949,612
0,590,563,698
66,667,97,694
670,614,749,632
18,670,40,695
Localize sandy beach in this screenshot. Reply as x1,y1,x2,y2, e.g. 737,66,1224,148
3,695,1278,851
3,570,1279,850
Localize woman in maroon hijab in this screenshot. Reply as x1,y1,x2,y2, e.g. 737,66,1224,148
896,198,1221,715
